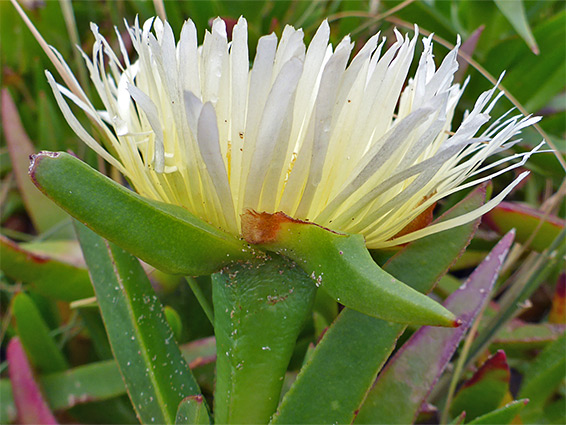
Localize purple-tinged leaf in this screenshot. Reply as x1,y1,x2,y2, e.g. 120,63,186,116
483,201,565,252
549,273,565,324
354,231,515,424
454,25,484,82
180,336,216,369
7,337,58,425
450,350,510,420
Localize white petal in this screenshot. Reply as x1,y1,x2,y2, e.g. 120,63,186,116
375,171,530,248
127,83,165,172
45,71,127,175
196,102,236,229
243,57,303,210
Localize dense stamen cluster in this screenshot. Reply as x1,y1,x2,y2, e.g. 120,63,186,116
47,17,541,247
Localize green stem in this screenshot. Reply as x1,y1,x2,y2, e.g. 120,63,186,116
185,276,214,325
212,254,317,424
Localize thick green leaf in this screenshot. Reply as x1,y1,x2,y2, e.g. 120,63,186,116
213,254,316,424
450,350,510,421
354,231,514,424
42,360,125,409
519,332,566,410
484,201,565,252
272,185,486,425
245,213,457,327
12,293,69,374
75,222,201,424
30,152,252,275
1,89,70,235
494,0,539,54
175,395,210,425
1,235,93,302
467,399,528,425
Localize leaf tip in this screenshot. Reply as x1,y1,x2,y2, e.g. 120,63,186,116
28,151,60,183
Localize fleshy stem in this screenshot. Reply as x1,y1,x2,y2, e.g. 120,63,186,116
212,254,316,424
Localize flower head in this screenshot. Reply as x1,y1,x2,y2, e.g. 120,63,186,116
46,17,540,248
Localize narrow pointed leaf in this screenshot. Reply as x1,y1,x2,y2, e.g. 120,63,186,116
272,185,487,425
519,332,566,411
12,293,69,374
484,201,565,252
450,350,510,421
494,0,539,54
175,395,210,425
243,212,457,327
30,152,252,275
75,222,200,424
7,337,59,425
354,231,515,424
467,399,528,425
213,255,316,424
1,89,70,234
1,235,93,302
449,411,467,425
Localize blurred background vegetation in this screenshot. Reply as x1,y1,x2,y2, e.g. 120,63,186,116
0,1,564,424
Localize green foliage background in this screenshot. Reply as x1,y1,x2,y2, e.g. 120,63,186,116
0,1,564,424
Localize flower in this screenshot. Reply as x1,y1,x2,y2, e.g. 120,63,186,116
45,17,541,248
